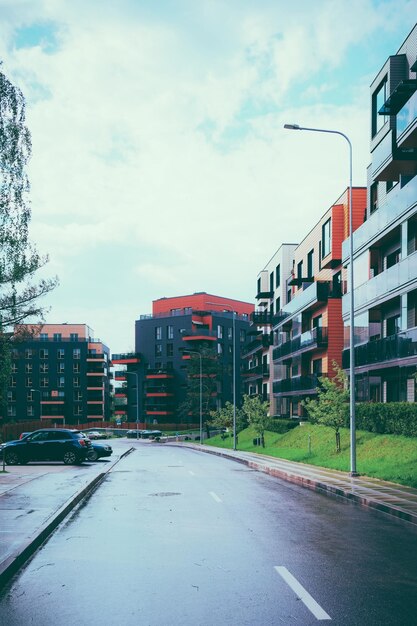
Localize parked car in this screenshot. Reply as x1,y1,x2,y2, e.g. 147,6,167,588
126,429,141,438
19,432,31,440
0,429,92,465
85,430,107,440
87,442,113,461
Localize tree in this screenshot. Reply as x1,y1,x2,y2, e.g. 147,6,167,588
302,362,349,453
242,394,270,447
208,401,247,436
180,345,222,428
0,66,58,412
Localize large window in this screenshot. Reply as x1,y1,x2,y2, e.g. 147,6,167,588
155,326,162,340
322,219,331,258
167,325,174,339
307,249,314,278
275,264,281,288
372,77,387,137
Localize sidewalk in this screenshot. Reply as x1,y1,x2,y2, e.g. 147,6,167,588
177,442,417,529
0,442,133,589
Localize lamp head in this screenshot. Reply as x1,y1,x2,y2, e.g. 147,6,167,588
284,123,300,130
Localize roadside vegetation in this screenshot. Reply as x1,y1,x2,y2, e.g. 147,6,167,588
205,423,417,488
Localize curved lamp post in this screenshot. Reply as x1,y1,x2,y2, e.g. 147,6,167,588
284,123,357,476
125,371,140,438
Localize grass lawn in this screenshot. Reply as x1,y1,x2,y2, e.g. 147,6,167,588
205,424,417,488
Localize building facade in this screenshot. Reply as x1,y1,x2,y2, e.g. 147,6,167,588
243,244,297,414
273,188,366,418
112,293,253,425
342,24,417,403
5,324,111,425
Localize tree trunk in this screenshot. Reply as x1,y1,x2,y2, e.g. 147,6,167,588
335,430,341,453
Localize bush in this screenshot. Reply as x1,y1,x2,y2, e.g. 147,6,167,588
267,418,300,434
346,403,417,437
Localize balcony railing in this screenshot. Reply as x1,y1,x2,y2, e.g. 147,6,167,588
342,326,417,368
241,334,272,357
274,282,330,324
112,352,141,363
250,311,273,325
342,253,417,315
273,374,320,394
397,89,417,146
371,128,417,181
273,327,328,361
342,175,417,260
243,364,270,378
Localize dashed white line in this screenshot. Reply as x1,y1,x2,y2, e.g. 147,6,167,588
274,566,331,621
209,491,222,503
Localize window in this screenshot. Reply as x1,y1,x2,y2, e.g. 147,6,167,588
287,289,291,303
297,260,303,280
53,333,62,341
167,325,174,339
40,349,49,359
307,249,314,278
7,390,15,402
73,348,80,360
386,315,400,337
57,362,65,373
269,271,274,293
217,325,223,339
25,363,33,373
370,182,378,214
312,359,323,375
26,377,33,388
155,344,162,357
74,391,82,402
73,377,80,388
40,333,48,341
386,249,400,269
10,376,16,388
70,333,78,341
275,297,280,312
57,349,65,359
11,363,17,373
27,406,35,417
40,362,49,373
74,405,83,416
73,362,80,373
25,349,33,359
372,77,387,137
155,326,162,340
217,343,223,354
57,376,65,388
167,343,173,357
40,377,49,388
275,264,280,288
7,406,16,417
322,218,331,258
240,329,246,343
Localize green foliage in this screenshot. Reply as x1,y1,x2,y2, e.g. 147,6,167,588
242,394,270,446
182,346,222,423
267,418,299,434
352,403,417,437
208,401,247,433
302,362,349,452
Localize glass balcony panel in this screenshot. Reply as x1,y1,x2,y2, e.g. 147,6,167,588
397,89,417,141
342,326,417,368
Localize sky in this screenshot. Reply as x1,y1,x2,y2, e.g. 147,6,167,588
0,0,416,353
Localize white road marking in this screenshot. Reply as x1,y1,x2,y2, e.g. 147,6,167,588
209,491,222,503
274,566,331,621
189,470,195,476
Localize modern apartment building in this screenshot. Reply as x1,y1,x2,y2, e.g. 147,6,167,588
272,189,366,418
112,293,253,425
341,24,417,402
5,324,111,424
243,244,296,414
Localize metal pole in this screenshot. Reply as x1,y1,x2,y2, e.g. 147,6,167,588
284,124,357,475
126,372,140,438
199,353,203,444
232,311,236,450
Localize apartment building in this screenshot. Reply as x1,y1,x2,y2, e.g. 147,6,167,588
5,324,111,424
243,244,296,414
112,293,253,425
341,24,417,402
272,189,366,418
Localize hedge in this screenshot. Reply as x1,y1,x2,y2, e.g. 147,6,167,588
267,418,300,434
343,403,417,437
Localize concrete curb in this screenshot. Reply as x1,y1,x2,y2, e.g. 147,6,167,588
176,443,417,529
0,446,134,590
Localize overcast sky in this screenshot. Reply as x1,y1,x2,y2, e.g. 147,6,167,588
1,0,416,352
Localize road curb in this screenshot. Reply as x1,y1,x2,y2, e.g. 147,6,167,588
0,446,134,590
177,443,417,529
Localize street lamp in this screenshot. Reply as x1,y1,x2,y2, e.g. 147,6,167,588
30,389,41,421
284,123,357,476
125,371,140,439
207,302,237,450
180,348,203,444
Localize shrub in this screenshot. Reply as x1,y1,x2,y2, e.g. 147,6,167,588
267,418,299,434
346,403,417,437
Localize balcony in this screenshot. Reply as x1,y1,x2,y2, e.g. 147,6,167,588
243,364,270,379
342,253,417,315
342,326,417,369
274,282,330,325
273,375,319,394
371,129,417,182
181,329,217,342
273,327,328,361
111,352,141,364
250,310,273,325
397,89,417,148
256,289,273,300
241,334,272,357
342,175,417,260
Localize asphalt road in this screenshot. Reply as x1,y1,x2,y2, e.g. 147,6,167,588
1,442,416,626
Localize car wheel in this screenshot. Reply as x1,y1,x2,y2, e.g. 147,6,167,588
5,450,20,465
63,450,78,465
87,450,99,461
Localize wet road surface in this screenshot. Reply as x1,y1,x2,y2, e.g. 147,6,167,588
0,442,416,625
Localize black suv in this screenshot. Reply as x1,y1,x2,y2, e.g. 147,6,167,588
1,429,92,465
